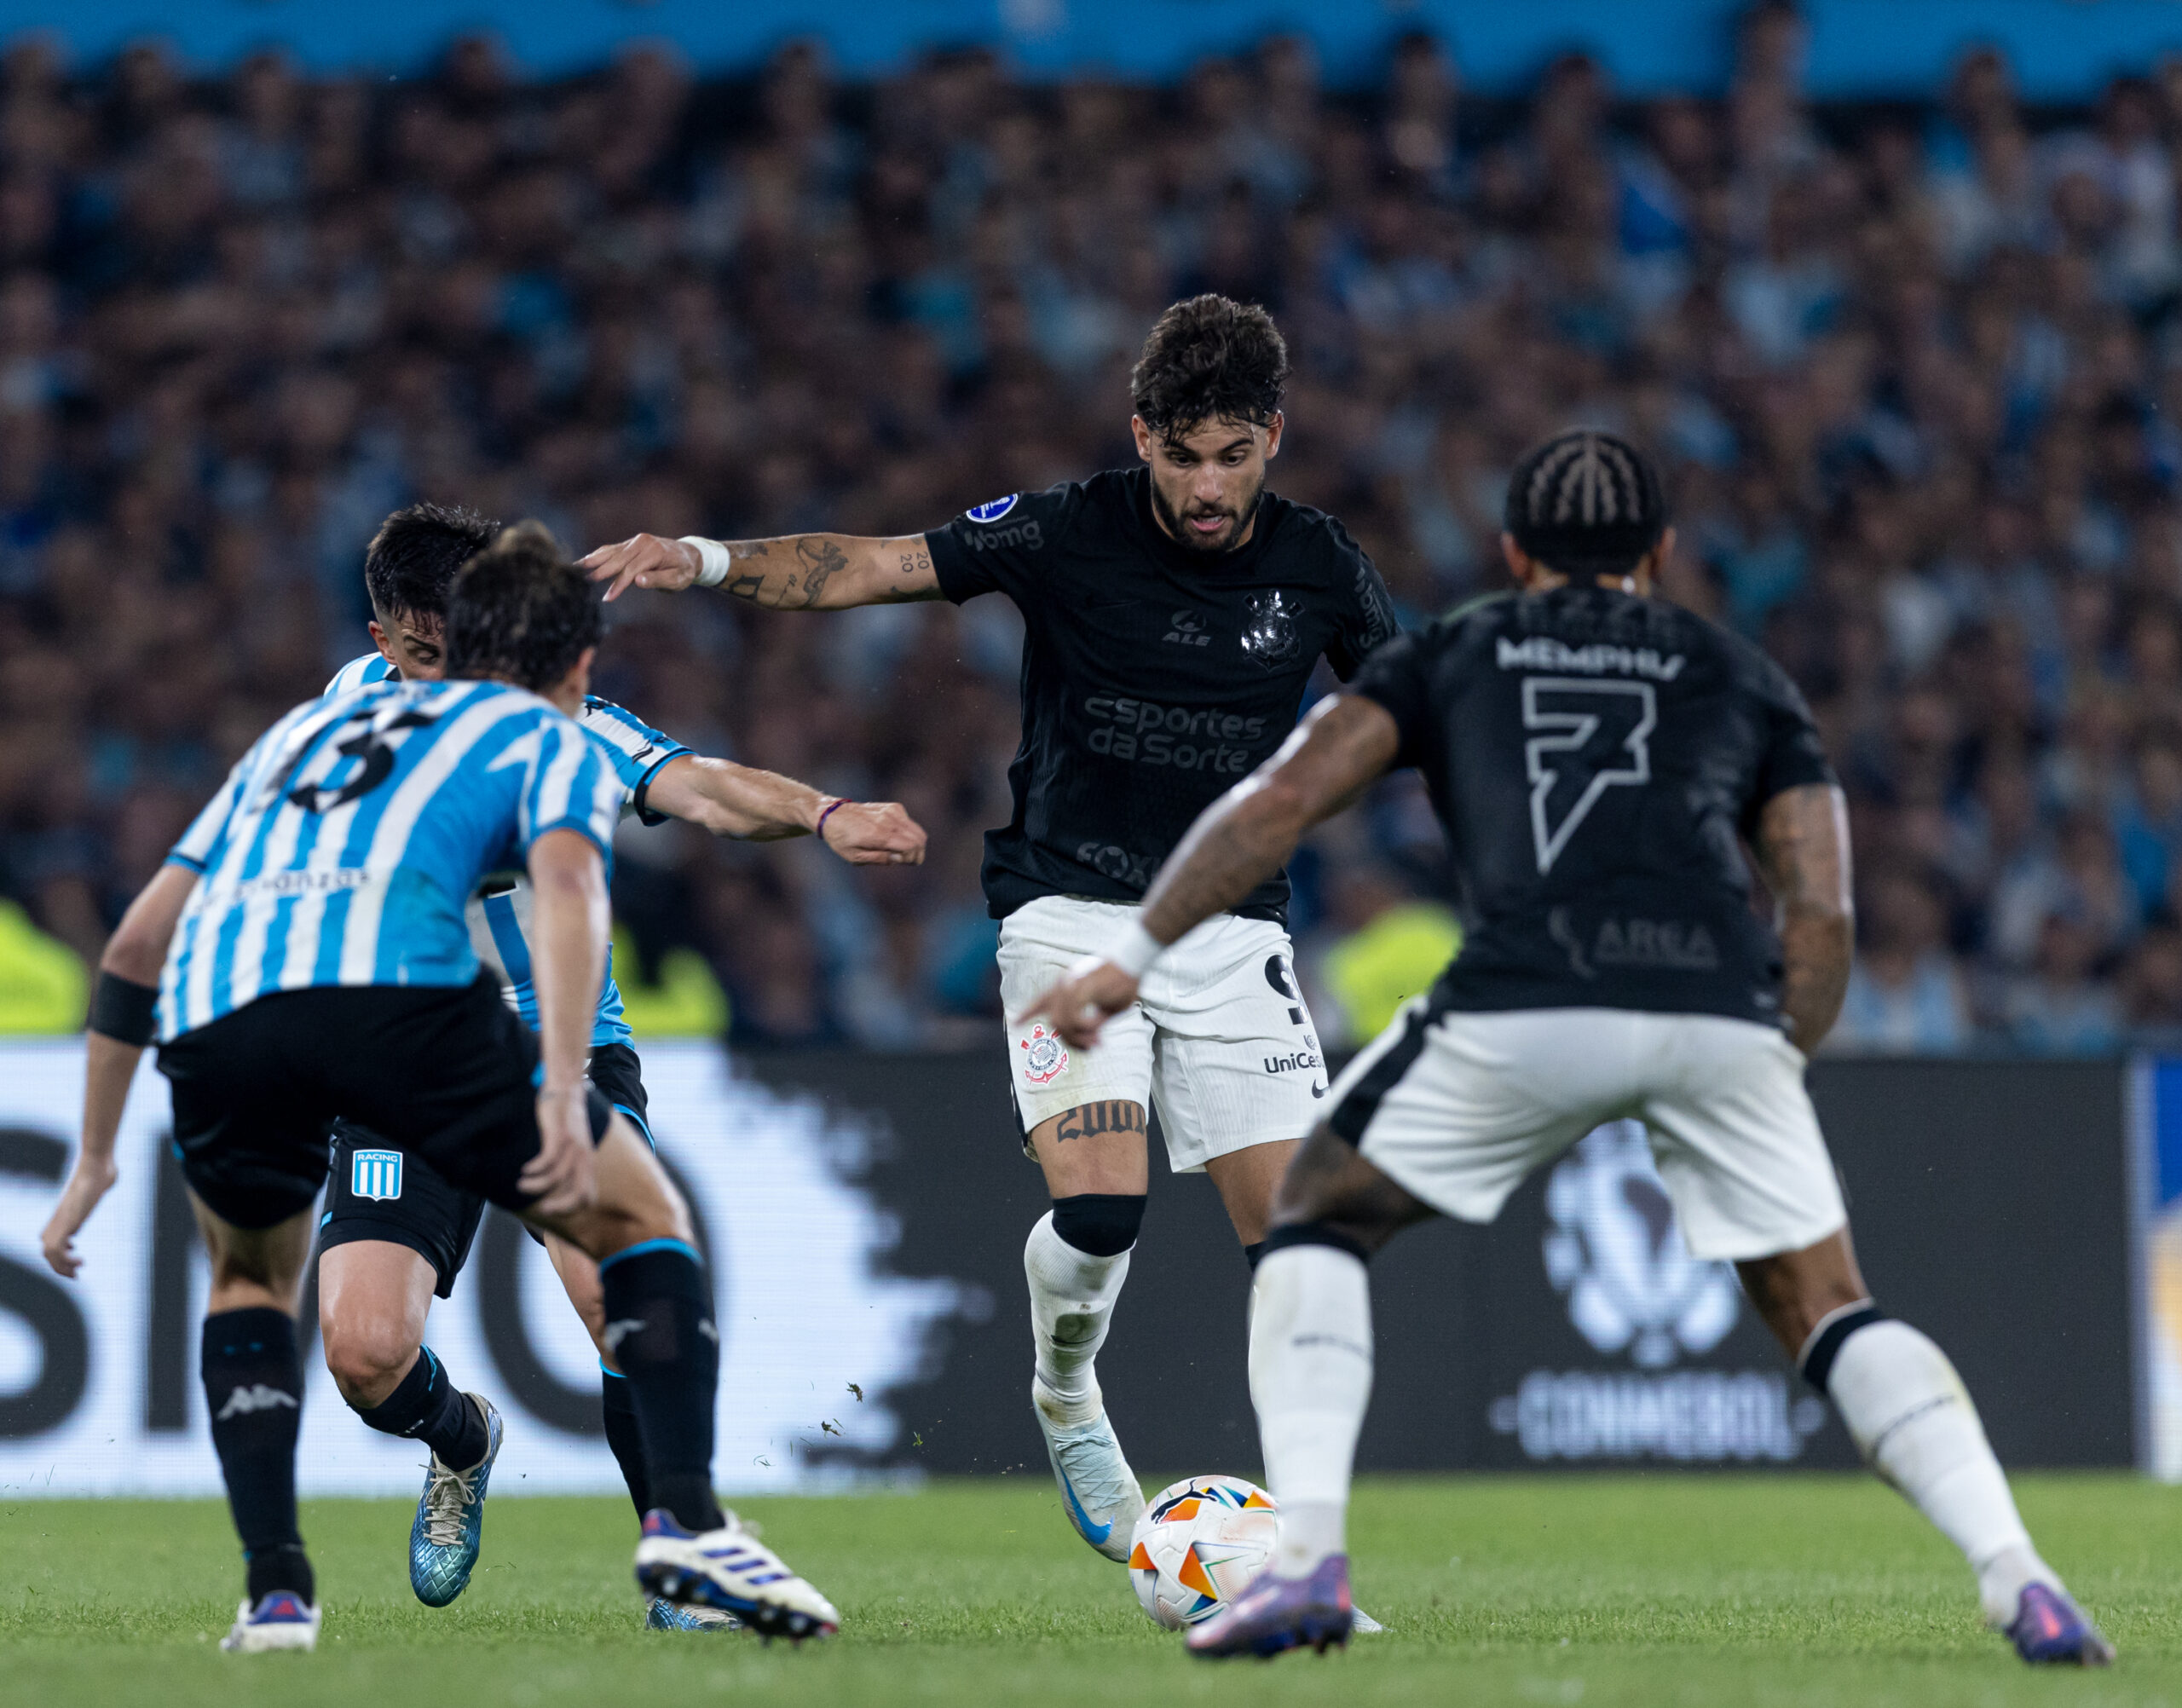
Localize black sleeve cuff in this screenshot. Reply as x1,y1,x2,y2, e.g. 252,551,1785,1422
924,528,978,605
88,971,158,1046
630,751,685,828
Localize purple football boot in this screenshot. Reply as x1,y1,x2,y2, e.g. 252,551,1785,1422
2006,1583,2116,1666
1186,1555,1354,1659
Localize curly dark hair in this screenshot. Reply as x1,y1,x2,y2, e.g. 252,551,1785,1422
443,521,603,693
1129,295,1289,441
364,502,502,623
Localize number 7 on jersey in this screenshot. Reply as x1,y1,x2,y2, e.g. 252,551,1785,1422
1521,677,1658,874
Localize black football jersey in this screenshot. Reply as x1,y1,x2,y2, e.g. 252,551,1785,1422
926,468,1397,921
1348,586,1837,1024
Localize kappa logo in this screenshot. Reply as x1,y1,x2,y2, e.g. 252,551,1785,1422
216,1384,299,1420
1541,1122,1739,1369
350,1147,402,1202
1020,1023,1070,1085
965,494,1019,523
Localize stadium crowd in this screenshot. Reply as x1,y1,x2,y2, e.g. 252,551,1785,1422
0,5,2175,1054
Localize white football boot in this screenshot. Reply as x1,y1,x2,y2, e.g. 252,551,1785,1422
635,1509,839,1642
220,1590,320,1653
1034,1373,1146,1562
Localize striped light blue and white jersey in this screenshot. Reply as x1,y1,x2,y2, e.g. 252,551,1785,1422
159,678,623,1042
320,655,691,1047
324,650,396,695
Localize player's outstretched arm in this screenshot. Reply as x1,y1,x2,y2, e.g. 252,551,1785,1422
641,755,927,864
1021,695,1403,1048
522,828,611,1217
1753,782,1855,1057
580,531,944,609
43,862,197,1277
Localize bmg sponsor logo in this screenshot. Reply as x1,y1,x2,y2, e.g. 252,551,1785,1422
964,519,1043,552
1082,696,1268,773
1488,1122,1827,1463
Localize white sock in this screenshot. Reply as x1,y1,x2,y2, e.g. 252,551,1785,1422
1250,1243,1373,1578
1025,1213,1130,1428
1824,1318,2055,1624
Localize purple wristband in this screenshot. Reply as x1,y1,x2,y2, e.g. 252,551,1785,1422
816,797,851,840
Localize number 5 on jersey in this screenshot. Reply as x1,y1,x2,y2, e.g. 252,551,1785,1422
1521,677,1657,874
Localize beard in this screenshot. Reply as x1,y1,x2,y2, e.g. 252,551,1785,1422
1151,469,1264,554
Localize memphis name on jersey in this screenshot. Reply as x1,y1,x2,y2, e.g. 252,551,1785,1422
157,677,623,1042
324,653,688,1047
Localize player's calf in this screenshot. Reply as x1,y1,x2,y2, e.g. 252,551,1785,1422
1746,1238,2116,1670
194,1206,320,1647
1026,1193,1147,1560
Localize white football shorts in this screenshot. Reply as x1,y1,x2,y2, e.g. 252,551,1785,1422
1325,1002,1847,1261
997,894,1326,1173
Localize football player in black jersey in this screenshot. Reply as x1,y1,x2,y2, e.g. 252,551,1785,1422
1026,430,2112,1667
583,297,1397,1563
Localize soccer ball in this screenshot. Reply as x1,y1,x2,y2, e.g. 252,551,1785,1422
1127,1475,1279,1629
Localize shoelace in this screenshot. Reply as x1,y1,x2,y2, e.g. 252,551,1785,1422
421,1456,482,1547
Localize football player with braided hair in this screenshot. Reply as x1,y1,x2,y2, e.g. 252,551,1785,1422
1026,429,2112,1668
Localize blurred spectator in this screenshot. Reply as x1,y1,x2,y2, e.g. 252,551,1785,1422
2003,910,2123,1055
0,25,2170,1054
1831,869,1971,1053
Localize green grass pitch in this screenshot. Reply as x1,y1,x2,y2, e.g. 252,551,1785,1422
2,1474,2175,1706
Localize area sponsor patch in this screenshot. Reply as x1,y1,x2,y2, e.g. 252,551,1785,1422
1020,1023,1070,1085
966,494,1019,523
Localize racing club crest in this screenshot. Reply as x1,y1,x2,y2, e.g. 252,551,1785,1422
1020,1023,1070,1085
1240,591,1302,666
966,494,1019,523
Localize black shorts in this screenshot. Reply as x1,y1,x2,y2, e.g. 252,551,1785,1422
160,975,610,1234
319,1038,650,1296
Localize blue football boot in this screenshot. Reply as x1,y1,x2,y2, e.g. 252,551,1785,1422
1186,1555,1354,1659
647,1597,744,1631
2006,1582,2116,1666
409,1393,504,1607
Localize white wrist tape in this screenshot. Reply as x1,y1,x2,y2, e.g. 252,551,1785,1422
1106,920,1165,979
678,535,733,589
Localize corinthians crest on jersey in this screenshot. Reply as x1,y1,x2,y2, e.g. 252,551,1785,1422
1239,591,1302,666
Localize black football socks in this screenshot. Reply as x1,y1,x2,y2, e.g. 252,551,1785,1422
201,1307,315,1605
597,1240,723,1533
356,1345,489,1470
600,1368,651,1517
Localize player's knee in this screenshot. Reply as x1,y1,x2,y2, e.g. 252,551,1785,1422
321,1315,420,1402
1050,1192,1146,1257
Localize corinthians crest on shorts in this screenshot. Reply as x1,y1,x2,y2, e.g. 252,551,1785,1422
1020,1023,1070,1085
1239,591,1301,666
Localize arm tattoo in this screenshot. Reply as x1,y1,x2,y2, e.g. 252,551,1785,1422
898,547,932,578
794,537,849,609
719,541,777,605
1756,784,1853,1054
